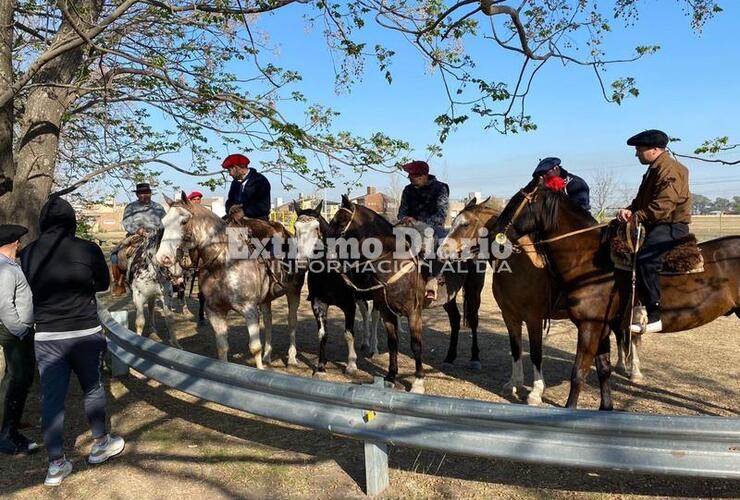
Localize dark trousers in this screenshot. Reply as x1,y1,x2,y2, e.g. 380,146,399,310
35,332,108,461
0,330,35,436
636,222,689,313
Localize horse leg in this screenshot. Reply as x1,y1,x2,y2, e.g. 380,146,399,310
356,300,370,353
369,305,380,356
286,289,300,366
378,305,399,386
408,309,425,394
147,295,156,337
595,333,614,411
198,292,206,324
260,303,272,366
207,309,230,361
615,329,627,375
629,334,644,382
159,286,181,349
565,325,601,409
343,300,358,375
133,288,146,336
465,280,483,370
442,299,461,366
525,318,545,406
502,314,524,397
245,305,263,369
312,299,329,376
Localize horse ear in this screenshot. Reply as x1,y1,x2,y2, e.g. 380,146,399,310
341,194,352,208
314,200,323,213
180,191,189,204
465,197,477,209
164,194,174,206
481,196,500,210
291,199,299,212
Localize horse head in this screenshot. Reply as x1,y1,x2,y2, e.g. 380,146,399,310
439,196,500,260
157,191,220,272
294,200,329,261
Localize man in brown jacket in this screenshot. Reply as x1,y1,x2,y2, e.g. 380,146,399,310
617,129,692,333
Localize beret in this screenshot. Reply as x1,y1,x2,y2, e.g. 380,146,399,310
222,153,250,169
188,191,203,200
532,157,561,177
0,224,28,246
626,129,669,148
402,160,429,175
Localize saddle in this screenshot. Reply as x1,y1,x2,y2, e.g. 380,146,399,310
608,220,704,275
115,233,145,273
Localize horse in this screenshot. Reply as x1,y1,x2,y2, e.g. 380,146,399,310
495,178,740,410
325,195,486,393
156,192,305,368
127,229,181,348
439,197,642,405
294,201,382,375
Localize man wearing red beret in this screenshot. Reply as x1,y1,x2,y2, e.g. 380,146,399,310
187,191,203,204
397,160,450,300
222,153,271,221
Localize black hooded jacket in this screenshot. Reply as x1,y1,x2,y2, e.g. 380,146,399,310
20,197,110,332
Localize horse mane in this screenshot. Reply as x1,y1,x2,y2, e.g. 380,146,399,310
539,186,597,233
354,203,395,235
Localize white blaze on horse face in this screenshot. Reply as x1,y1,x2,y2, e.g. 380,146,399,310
440,213,468,258
294,219,322,260
156,207,191,267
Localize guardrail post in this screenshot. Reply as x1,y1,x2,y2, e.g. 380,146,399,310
108,310,130,377
364,377,389,497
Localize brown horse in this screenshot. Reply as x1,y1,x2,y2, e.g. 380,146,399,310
439,197,642,404
326,195,486,393
156,193,305,368
496,178,740,410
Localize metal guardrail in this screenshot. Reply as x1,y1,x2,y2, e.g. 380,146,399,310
100,308,740,495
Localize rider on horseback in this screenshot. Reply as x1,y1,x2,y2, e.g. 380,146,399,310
617,129,692,334
397,160,449,301
110,183,166,296
532,157,591,211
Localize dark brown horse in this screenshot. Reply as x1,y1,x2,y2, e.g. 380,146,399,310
326,195,486,393
496,178,740,409
439,197,641,404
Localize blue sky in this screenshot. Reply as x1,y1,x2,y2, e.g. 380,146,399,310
162,1,740,205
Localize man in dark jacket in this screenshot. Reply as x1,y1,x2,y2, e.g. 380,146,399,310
397,160,450,300
532,157,591,211
618,129,692,334
223,153,271,221
0,224,38,455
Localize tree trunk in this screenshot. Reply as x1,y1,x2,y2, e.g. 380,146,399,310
0,0,103,236
0,0,13,198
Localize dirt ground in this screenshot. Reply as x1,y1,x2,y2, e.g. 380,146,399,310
2,268,739,498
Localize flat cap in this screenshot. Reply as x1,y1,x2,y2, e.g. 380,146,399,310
532,157,561,177
0,224,28,246
626,129,669,148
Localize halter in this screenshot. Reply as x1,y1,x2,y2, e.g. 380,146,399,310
337,205,357,236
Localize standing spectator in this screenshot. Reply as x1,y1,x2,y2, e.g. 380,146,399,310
21,197,125,486
0,224,38,455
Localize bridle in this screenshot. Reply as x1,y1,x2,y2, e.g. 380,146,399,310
498,184,540,244
337,205,357,237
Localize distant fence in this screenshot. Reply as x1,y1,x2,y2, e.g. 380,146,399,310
100,308,740,496
690,214,740,241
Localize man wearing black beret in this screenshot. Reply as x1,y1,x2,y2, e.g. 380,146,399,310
617,129,692,333
532,157,591,211
0,224,39,455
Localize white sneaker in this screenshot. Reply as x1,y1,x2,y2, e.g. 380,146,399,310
44,457,73,486
88,434,125,464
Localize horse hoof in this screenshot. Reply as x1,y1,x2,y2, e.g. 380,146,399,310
527,393,543,406
630,373,645,384
502,382,520,397
313,370,327,379
345,363,358,375
410,379,425,394
468,361,482,371
287,357,298,367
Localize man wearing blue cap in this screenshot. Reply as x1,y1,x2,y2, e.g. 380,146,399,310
532,157,591,211
0,224,39,455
